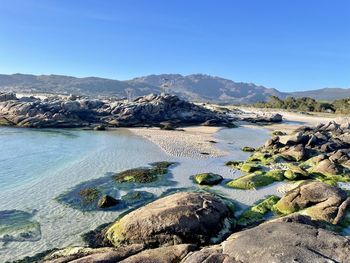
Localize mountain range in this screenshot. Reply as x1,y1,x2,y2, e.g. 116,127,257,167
0,73,349,104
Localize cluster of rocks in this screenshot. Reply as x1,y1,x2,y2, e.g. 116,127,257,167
0,92,282,128
21,185,350,263
226,120,350,190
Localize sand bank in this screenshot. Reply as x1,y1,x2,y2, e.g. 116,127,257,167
129,126,228,159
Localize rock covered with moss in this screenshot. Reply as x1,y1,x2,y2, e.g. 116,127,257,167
273,181,350,224
226,120,350,190
192,173,223,185
237,196,280,227
114,162,175,184
105,192,235,247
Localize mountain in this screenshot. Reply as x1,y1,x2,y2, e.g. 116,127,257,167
0,73,348,103
0,73,286,104
0,73,159,98
127,74,285,103
291,88,350,101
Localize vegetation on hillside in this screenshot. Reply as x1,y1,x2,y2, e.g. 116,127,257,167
252,96,350,114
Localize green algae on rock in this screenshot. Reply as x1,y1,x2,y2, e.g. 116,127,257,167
79,188,101,204
273,181,350,225
0,210,41,244
192,173,223,185
121,191,155,207
225,160,243,169
114,162,175,184
237,196,280,227
226,173,276,190
241,146,255,152
240,163,262,173
284,165,308,180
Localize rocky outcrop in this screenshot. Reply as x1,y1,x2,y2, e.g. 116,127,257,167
105,192,234,247
0,93,282,128
0,93,233,128
274,181,350,224
183,221,350,263
227,120,350,190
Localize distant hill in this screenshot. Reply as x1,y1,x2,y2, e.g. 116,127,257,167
291,88,350,101
0,73,285,103
0,73,348,103
127,74,285,103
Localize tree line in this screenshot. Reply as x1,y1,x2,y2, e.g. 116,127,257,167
252,96,350,114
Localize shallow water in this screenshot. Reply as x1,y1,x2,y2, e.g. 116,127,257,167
0,126,277,262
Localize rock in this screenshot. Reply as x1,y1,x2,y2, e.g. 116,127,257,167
159,121,176,130
240,163,261,173
269,113,282,122
119,244,197,263
237,196,280,227
283,165,308,180
93,125,106,131
225,160,243,169
280,132,308,146
329,149,350,164
272,130,286,136
182,245,237,263
105,192,233,247
114,162,174,184
311,159,343,176
273,181,350,224
193,173,223,185
0,210,41,244
241,146,255,152
280,144,306,161
221,221,350,263
226,173,276,190
97,195,119,208
42,245,144,263
0,92,17,102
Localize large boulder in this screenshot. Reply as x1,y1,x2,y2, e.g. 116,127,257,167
105,192,234,247
183,221,350,263
221,221,350,263
273,181,350,224
311,158,343,176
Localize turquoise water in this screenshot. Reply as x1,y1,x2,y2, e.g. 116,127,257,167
0,126,275,262
0,127,166,195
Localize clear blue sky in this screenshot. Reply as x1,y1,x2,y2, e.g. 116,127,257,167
0,0,349,91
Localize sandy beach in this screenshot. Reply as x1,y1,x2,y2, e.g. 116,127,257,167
129,126,228,159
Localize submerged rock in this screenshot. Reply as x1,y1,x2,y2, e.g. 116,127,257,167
114,162,175,184
0,210,41,244
98,195,119,208
105,192,234,247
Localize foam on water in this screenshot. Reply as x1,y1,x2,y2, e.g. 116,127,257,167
0,126,281,262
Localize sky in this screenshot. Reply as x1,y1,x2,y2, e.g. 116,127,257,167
0,0,349,92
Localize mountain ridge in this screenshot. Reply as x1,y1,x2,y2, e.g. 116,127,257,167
0,73,348,103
